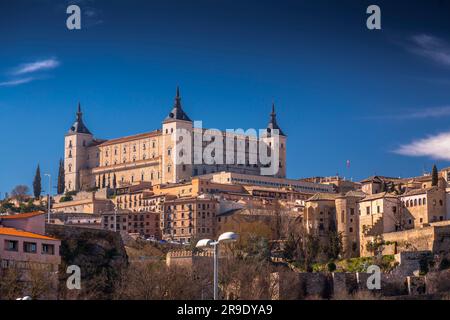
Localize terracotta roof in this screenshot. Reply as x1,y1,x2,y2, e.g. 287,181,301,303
345,190,367,198
402,188,431,196
99,130,161,147
0,211,45,220
306,193,339,202
0,227,58,241
359,192,398,202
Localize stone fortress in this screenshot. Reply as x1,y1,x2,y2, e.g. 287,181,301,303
64,87,287,192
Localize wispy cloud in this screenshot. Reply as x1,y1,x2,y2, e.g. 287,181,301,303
0,77,34,87
0,58,60,88
366,106,450,120
409,34,450,67
12,58,60,75
394,131,450,161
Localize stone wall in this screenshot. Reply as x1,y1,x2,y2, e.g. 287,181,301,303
361,221,450,257
166,250,214,268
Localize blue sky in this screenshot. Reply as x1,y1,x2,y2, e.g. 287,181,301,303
1,0,450,196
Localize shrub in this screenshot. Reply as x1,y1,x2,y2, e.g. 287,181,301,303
327,262,337,272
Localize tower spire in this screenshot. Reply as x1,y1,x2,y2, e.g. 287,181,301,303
267,102,285,136
77,102,82,120
164,86,192,122
68,102,92,135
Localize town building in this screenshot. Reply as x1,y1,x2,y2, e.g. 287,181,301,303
0,212,61,272
160,195,219,243
101,210,160,238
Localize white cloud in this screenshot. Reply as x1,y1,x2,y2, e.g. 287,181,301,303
395,131,450,161
409,34,450,67
369,106,450,120
13,58,60,75
0,77,34,87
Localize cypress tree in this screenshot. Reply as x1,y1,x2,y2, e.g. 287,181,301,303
33,164,42,199
113,173,117,190
432,164,439,186
57,159,65,194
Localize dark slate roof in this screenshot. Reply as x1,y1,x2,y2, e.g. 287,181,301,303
68,103,92,135
267,103,286,136
163,86,192,123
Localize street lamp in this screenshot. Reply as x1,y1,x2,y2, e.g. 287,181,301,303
44,173,51,223
196,231,238,300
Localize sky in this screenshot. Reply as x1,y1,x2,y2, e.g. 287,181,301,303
1,0,450,196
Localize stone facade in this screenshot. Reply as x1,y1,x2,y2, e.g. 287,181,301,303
64,88,287,192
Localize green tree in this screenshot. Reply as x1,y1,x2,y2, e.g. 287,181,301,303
33,164,42,199
113,174,117,191
432,164,438,186
57,159,65,194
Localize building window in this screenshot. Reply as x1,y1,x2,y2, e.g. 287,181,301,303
5,240,18,251
42,244,55,255
23,242,37,253
366,207,370,215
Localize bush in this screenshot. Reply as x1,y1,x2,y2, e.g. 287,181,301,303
327,262,337,272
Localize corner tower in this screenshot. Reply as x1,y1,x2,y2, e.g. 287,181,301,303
262,103,287,178
64,103,94,192
161,87,193,184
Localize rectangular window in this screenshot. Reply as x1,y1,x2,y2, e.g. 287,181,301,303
5,240,18,252
42,243,55,255
23,242,37,254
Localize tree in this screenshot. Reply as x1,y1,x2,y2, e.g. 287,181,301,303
112,174,117,191
57,159,65,194
432,164,438,186
33,164,42,199
11,185,30,202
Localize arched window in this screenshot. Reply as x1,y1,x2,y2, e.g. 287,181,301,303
68,164,72,172
414,199,417,206
423,198,426,205
419,198,422,205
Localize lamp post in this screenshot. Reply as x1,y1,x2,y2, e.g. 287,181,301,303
44,173,51,223
114,205,118,232
196,232,238,300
